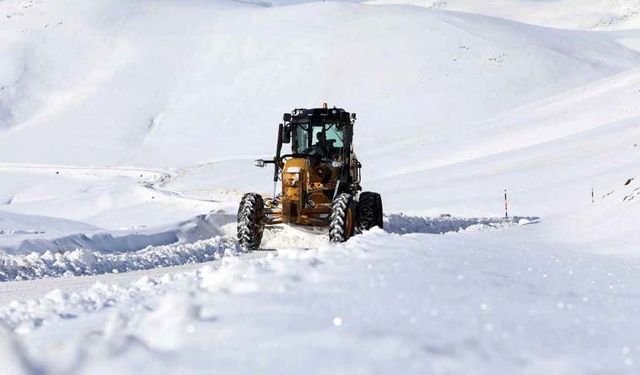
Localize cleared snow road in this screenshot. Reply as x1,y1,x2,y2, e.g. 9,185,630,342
3,227,640,374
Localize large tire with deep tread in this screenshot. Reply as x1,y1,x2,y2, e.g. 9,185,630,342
329,193,356,243
237,193,265,250
357,192,384,232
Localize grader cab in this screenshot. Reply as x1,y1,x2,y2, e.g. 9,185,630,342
237,104,383,250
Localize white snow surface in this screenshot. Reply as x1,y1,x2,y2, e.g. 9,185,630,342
4,229,640,374
1,0,640,373
367,0,640,30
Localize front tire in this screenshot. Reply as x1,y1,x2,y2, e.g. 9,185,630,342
357,192,384,232
237,193,265,250
329,193,356,243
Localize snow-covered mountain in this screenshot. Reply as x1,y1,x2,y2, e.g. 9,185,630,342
1,0,640,373
2,0,640,236
369,0,640,30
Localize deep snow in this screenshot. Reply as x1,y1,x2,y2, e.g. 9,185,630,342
1,0,640,373
5,229,640,374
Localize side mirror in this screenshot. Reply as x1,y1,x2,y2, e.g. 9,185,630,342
282,124,291,144
254,159,266,168
283,113,292,122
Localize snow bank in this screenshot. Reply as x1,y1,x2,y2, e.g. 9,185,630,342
0,209,235,255
1,212,534,282
0,235,239,282
384,213,539,234
0,235,329,341
0,210,98,234
4,213,230,254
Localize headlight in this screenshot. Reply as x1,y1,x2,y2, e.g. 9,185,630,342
331,161,343,168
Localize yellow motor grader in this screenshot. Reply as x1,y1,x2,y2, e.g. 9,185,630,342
237,104,383,250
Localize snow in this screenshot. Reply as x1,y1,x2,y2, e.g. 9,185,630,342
0,214,526,282
1,0,640,373
0,211,231,254
0,235,238,282
4,229,640,373
384,214,539,234
366,0,640,30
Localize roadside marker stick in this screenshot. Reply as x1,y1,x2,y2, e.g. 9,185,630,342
592,188,595,204
504,189,508,219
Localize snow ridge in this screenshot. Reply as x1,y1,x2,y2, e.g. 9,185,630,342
384,214,538,235
0,236,239,282
0,214,537,282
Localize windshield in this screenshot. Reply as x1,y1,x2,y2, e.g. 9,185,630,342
294,123,344,156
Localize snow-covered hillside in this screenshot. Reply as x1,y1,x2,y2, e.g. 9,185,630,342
1,0,638,169
2,0,640,373
369,0,640,30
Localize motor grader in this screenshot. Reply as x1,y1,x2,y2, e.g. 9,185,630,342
237,104,383,250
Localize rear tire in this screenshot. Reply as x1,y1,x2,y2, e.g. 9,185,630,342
237,193,265,250
357,192,384,232
329,193,355,243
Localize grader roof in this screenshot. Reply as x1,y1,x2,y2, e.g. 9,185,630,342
289,107,353,123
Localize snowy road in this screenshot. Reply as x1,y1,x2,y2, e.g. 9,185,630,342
0,158,634,374
2,159,625,374
3,226,640,374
